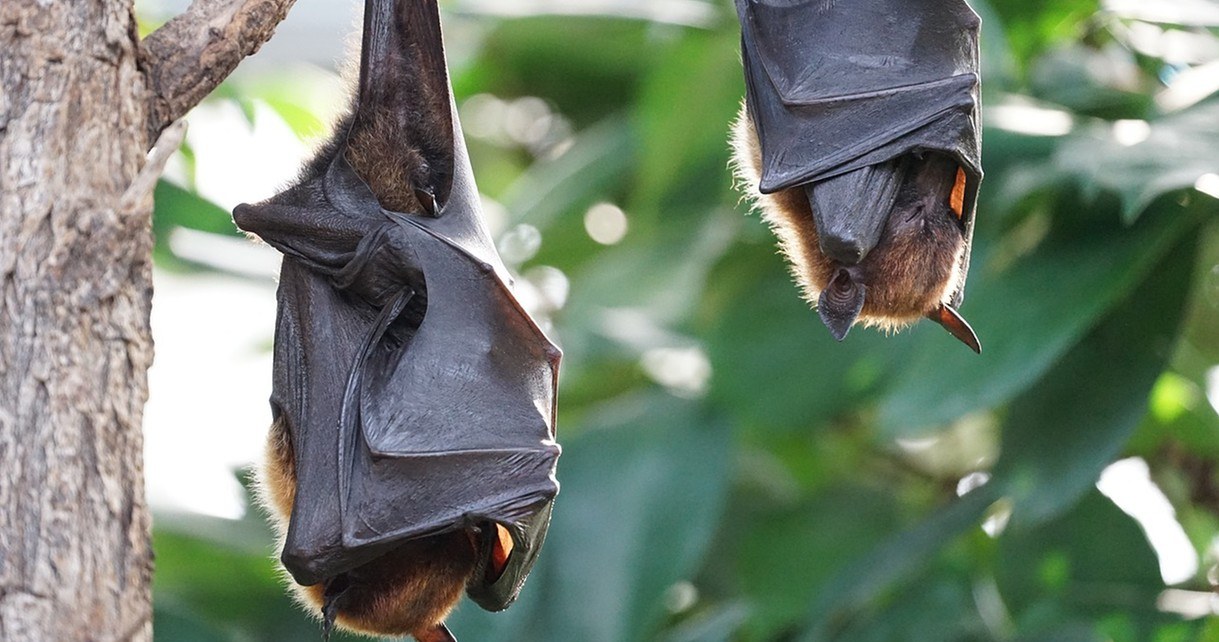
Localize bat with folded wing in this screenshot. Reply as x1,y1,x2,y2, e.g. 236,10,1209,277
731,0,984,352
232,1,561,640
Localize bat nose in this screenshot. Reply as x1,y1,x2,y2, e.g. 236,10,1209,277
819,234,867,265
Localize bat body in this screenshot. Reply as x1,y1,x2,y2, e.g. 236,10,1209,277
233,1,560,639
731,0,984,352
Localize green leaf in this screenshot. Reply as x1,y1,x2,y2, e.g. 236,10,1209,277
736,485,903,641
878,199,1197,437
996,492,1167,638
632,28,743,215
986,0,1099,75
795,487,1000,642
447,393,732,642
1054,101,1219,222
833,577,988,642
992,233,1199,524
153,180,239,238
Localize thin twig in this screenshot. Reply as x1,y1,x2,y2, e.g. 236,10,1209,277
121,119,187,213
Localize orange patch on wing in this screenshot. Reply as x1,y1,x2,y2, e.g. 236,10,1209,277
949,167,967,219
489,524,514,581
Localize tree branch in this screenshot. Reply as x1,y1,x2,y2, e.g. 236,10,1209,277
140,0,298,142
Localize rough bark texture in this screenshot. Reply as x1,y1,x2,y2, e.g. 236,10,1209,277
0,0,292,639
141,0,298,140
0,1,155,639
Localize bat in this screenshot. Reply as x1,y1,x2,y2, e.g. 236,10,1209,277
730,0,984,353
231,1,561,640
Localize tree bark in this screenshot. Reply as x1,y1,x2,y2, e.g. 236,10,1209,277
0,0,292,639
0,1,155,638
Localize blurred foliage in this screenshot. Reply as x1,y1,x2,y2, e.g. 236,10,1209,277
150,0,1219,640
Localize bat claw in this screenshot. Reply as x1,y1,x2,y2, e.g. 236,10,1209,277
415,623,458,642
927,304,981,354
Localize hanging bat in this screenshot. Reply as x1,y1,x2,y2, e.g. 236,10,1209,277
730,0,984,353
232,1,561,640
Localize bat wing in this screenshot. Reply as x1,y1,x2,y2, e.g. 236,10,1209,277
234,0,560,614
339,209,560,611
736,0,983,304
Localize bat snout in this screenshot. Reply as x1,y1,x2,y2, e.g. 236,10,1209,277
818,233,868,265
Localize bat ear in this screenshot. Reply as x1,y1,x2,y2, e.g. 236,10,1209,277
817,269,866,341
927,303,981,354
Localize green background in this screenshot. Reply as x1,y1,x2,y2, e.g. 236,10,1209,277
147,0,1219,640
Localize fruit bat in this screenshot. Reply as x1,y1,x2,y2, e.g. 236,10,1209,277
730,0,984,353
231,1,561,639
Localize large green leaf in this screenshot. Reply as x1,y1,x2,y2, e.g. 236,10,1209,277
1054,101,1219,222
878,199,1197,437
447,393,732,642
996,492,1171,639
632,28,742,217
736,485,903,641
795,487,1000,642
992,233,1198,524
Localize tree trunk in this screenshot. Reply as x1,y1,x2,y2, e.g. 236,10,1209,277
0,0,294,635
0,1,155,639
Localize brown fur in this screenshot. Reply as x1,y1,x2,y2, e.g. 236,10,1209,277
257,417,477,641
730,103,965,332
345,107,431,214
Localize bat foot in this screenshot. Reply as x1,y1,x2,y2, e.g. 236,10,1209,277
320,574,350,641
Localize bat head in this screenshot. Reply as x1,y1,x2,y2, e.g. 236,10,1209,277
732,108,981,353
258,416,537,641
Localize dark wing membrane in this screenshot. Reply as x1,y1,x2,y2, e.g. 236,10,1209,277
234,0,562,601
736,0,982,200
736,0,983,305
339,213,560,546
269,260,382,587
467,499,554,612
742,0,977,102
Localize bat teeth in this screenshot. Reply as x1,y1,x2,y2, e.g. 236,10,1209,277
817,269,866,341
